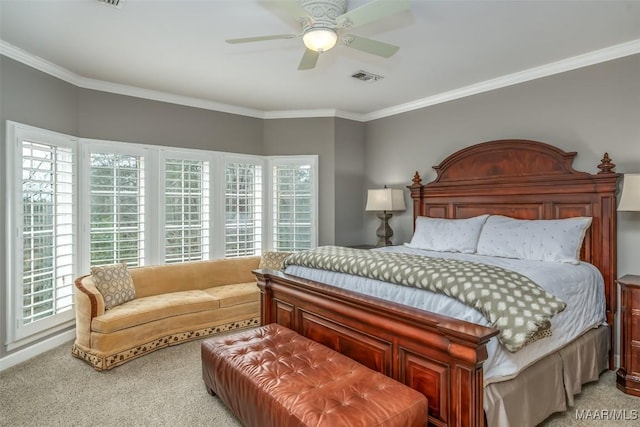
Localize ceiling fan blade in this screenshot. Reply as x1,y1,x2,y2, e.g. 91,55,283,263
226,34,299,44
336,0,411,29
298,48,320,70
342,34,399,58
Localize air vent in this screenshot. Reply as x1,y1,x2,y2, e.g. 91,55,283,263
97,0,125,9
351,70,383,83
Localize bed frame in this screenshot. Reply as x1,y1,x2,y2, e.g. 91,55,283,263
254,140,619,427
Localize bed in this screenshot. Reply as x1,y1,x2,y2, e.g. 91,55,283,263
254,140,619,427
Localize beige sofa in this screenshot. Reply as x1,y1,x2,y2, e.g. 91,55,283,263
72,256,261,371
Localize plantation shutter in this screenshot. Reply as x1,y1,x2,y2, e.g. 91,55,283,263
89,152,145,267
164,158,210,263
21,141,76,325
224,161,263,257
271,161,314,251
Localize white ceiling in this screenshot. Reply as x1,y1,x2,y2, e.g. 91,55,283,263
1,0,640,121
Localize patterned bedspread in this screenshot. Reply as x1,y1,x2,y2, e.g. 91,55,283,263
284,246,566,352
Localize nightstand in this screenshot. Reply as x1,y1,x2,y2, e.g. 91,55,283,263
617,274,640,397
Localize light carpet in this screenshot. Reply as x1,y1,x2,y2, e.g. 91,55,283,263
1,338,638,426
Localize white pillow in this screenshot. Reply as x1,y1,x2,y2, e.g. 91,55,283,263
476,215,592,264
406,215,489,253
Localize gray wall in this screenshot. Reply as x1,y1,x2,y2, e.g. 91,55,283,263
0,57,79,136
263,117,337,247
334,118,366,246
77,90,263,154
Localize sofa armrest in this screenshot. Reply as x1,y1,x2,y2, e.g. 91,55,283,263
73,275,105,348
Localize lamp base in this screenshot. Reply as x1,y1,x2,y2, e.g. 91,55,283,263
375,212,394,247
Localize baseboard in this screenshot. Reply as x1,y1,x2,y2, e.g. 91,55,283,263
0,329,76,372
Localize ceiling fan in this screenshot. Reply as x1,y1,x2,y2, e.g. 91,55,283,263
226,0,411,70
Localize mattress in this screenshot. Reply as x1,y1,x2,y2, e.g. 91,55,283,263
284,245,606,384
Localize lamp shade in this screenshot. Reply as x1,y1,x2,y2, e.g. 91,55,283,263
365,188,406,212
618,174,640,211
302,28,338,52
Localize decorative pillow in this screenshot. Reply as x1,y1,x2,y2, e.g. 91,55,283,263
406,214,489,253
91,262,136,310
259,251,292,271
476,215,592,264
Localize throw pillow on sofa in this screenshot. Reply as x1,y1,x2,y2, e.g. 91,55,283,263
91,262,136,310
259,251,292,271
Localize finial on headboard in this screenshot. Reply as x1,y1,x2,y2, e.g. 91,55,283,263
597,153,616,174
412,171,422,186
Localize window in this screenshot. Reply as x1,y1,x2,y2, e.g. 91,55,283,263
89,151,145,267
164,157,210,263
6,122,318,345
6,122,77,343
270,157,317,251
22,142,75,323
224,160,262,257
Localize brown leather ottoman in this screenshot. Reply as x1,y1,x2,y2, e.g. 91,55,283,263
202,323,428,427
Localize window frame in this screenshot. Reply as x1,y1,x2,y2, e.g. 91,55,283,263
221,155,265,258
5,121,79,347
266,155,319,251
159,148,214,264
78,139,151,272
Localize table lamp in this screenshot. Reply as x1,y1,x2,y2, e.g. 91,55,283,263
365,186,406,246
618,174,640,212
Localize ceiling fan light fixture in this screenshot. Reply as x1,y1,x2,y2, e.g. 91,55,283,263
303,28,338,53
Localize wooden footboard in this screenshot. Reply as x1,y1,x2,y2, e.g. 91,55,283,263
254,269,498,427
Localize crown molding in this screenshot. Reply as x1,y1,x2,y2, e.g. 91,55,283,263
0,40,80,85
334,110,367,122
364,38,640,121
264,108,366,122
0,40,266,119
82,77,266,119
2,38,639,123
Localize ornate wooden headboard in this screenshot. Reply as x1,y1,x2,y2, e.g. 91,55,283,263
408,139,619,368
